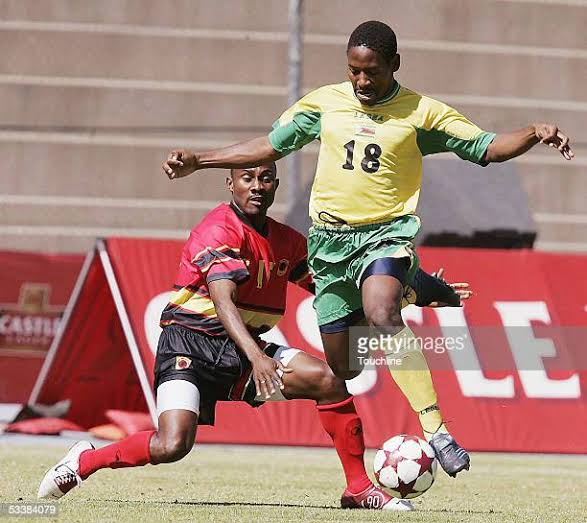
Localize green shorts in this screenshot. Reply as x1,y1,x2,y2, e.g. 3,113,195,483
307,215,421,327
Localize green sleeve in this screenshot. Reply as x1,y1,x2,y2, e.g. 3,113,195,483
268,111,321,155
416,128,496,166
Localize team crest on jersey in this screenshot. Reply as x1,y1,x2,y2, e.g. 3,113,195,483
355,124,376,137
276,259,289,276
175,356,192,370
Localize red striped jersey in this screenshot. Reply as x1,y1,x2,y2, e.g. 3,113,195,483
160,203,312,336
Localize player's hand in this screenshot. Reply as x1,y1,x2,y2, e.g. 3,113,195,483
534,124,574,161
429,268,473,307
162,149,199,179
251,353,292,400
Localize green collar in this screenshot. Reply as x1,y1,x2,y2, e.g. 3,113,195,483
374,81,401,105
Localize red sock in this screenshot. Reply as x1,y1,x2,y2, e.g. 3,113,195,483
78,430,155,480
317,397,372,493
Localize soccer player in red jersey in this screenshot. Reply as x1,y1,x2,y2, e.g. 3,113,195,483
39,162,470,511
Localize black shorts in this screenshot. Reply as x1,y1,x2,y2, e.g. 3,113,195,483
153,324,280,425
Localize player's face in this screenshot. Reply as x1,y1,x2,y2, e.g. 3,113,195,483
228,165,279,216
347,46,398,106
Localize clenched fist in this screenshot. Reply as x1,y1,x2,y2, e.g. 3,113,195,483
162,149,199,179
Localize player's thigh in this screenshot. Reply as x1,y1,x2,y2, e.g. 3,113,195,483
154,379,200,454
361,259,408,328
319,328,361,380
279,350,347,402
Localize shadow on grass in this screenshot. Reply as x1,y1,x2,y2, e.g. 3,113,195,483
93,499,502,514
93,498,334,510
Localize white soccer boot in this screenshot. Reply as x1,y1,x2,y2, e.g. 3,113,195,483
341,484,415,511
38,441,94,499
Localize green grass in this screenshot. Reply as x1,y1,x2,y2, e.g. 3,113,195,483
1,442,586,523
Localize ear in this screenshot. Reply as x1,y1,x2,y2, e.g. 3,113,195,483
391,53,400,73
225,176,233,192
274,178,280,191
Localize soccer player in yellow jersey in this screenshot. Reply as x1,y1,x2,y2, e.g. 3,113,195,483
163,21,574,477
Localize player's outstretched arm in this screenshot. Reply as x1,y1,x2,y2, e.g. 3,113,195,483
162,136,282,180
208,278,291,399
485,123,574,163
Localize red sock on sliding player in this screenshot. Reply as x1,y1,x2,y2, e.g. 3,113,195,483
78,430,155,479
317,396,372,494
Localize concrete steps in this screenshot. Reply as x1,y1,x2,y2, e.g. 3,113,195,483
1,29,585,103
5,0,586,48
0,0,585,252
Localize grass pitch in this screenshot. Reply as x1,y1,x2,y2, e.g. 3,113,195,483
1,440,586,523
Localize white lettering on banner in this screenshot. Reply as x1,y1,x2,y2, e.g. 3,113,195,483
0,314,60,337
433,307,515,398
494,302,580,399
144,292,169,355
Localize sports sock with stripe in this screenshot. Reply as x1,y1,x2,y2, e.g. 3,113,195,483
317,396,372,494
387,327,449,439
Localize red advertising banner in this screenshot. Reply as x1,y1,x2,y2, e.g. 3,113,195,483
32,239,587,453
0,251,84,403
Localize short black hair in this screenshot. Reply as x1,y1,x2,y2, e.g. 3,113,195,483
347,21,397,61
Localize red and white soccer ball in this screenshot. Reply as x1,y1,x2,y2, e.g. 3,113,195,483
373,434,438,499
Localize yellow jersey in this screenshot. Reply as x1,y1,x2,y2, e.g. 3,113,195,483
268,82,495,226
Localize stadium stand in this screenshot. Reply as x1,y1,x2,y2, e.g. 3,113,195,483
0,0,585,253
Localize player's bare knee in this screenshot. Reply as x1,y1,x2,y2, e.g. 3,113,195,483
316,366,347,399
366,305,403,330
329,364,361,381
156,433,193,463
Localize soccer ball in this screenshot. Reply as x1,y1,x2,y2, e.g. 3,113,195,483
373,434,438,499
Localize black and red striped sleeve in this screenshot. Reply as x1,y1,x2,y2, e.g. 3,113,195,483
287,230,314,294
190,225,250,285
